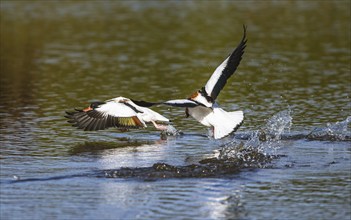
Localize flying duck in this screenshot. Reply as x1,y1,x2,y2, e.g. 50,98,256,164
65,97,170,132
134,25,247,139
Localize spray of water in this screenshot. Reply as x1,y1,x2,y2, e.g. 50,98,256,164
160,124,183,139
307,116,351,141
261,109,293,141
219,109,293,164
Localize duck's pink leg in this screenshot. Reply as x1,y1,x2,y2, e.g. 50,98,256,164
151,121,168,131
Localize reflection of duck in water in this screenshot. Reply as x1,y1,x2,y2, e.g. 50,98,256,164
65,97,171,132
134,26,247,139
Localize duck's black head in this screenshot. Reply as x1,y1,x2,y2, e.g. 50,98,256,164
90,101,106,109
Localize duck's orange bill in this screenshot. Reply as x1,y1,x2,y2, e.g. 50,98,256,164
83,106,93,112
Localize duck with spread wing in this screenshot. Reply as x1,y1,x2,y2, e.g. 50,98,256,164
134,26,247,139
65,97,171,132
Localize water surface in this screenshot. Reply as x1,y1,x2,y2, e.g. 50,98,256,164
0,1,350,220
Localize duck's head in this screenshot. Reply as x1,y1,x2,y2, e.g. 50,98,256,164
188,91,200,100
188,88,213,108
83,101,106,112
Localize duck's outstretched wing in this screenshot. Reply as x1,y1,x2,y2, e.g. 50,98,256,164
163,99,199,107
130,99,160,108
204,25,247,101
132,99,199,108
65,101,145,131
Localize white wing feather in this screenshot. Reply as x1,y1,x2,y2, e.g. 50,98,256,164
204,56,229,97
97,102,138,117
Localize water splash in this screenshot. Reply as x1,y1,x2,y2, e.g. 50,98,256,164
260,109,293,141
218,109,293,164
307,116,351,141
160,124,183,139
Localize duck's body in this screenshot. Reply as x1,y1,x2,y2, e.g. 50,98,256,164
65,97,170,131
160,100,244,139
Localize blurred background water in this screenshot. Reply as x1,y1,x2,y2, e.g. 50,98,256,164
0,1,350,220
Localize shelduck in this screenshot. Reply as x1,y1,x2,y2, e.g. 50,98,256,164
65,97,170,132
134,25,247,139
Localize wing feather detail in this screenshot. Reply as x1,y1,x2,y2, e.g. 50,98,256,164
204,25,247,100
131,99,199,108
65,109,146,131
162,99,199,108
65,101,146,131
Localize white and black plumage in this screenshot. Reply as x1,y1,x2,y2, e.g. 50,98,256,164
134,26,247,139
65,97,170,132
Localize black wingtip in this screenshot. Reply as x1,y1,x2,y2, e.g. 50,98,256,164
65,111,73,115
131,99,160,107
242,24,248,44
237,25,247,51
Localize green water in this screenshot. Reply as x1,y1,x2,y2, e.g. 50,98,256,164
1,1,350,220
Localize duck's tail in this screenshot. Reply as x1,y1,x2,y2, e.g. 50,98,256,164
211,108,244,139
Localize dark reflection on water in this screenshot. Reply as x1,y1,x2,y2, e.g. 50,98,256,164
1,1,350,220
69,139,152,155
